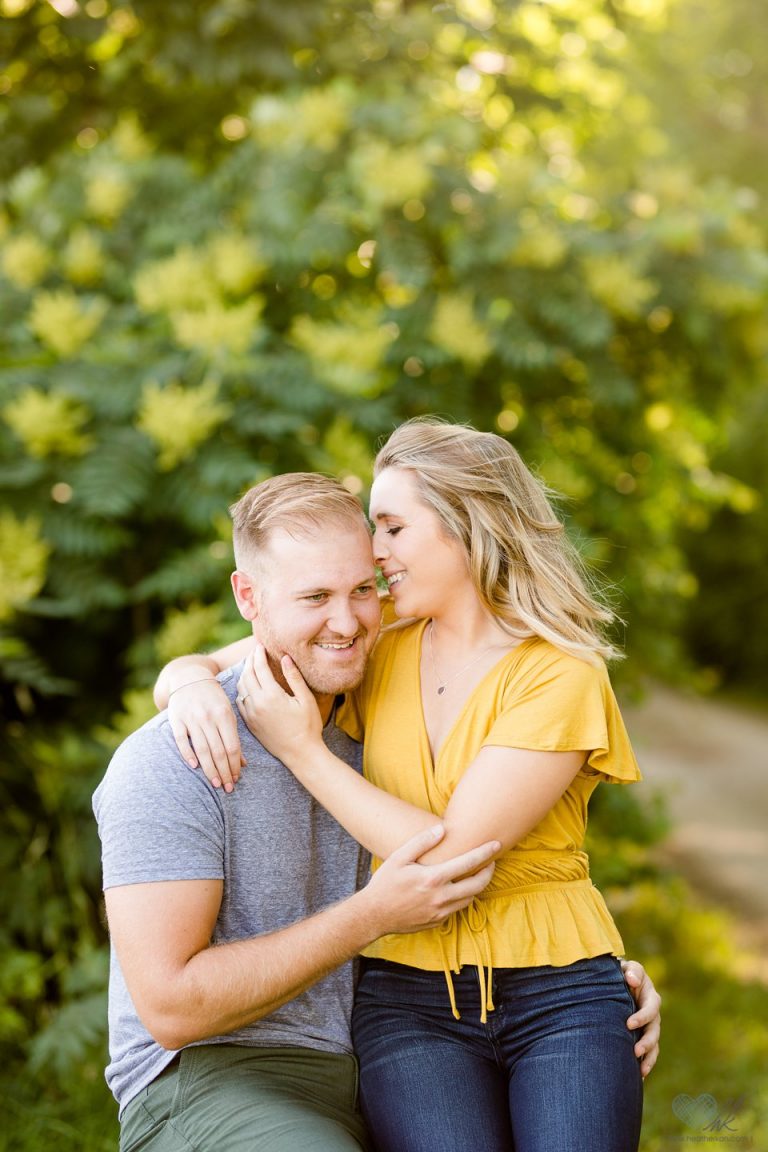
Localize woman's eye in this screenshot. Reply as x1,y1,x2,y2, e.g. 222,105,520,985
386,526,402,537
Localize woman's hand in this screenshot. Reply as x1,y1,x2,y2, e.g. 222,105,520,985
236,645,325,767
167,677,245,792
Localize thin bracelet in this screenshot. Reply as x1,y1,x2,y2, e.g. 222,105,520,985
167,676,217,699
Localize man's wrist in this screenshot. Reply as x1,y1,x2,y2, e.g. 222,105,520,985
346,884,389,950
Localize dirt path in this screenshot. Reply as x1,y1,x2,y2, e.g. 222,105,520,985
622,686,768,956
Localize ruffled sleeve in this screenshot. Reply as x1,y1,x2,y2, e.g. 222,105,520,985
483,644,641,784
335,687,364,742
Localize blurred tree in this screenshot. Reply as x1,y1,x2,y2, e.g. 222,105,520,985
0,0,766,1143
682,385,768,694
0,0,334,176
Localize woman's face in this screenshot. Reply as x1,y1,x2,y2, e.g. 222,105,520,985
369,467,470,619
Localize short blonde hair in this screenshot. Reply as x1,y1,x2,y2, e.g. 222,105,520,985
374,417,619,663
230,473,368,571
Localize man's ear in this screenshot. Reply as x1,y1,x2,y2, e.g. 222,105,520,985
231,569,260,622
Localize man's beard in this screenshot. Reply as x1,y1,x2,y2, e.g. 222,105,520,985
262,639,367,699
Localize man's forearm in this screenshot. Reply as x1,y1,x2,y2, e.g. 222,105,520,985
140,885,387,1050
110,827,498,1050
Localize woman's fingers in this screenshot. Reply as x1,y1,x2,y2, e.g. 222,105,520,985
166,677,244,788
280,653,314,704
168,716,200,770
189,724,229,790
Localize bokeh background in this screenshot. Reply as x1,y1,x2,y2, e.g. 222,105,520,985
1,1,766,1147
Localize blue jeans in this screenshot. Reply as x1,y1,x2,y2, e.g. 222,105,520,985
352,955,642,1152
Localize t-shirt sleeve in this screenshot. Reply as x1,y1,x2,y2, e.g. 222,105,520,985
93,719,226,889
482,651,641,784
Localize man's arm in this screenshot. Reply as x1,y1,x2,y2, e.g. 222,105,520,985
105,825,498,1051
621,959,661,1078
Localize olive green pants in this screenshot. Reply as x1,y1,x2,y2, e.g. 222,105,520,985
120,1045,371,1152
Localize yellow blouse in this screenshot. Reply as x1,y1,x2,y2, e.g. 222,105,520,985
338,618,641,1020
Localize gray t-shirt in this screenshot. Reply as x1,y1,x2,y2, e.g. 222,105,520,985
93,663,369,1115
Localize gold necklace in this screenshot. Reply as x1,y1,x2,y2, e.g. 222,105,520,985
427,621,501,696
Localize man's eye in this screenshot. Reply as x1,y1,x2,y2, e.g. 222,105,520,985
355,584,375,595
304,594,327,603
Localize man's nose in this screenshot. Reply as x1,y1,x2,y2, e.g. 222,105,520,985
326,600,359,636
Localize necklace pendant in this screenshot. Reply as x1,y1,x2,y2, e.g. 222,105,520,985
437,685,446,695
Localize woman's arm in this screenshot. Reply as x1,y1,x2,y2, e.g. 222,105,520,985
235,646,584,864
154,636,254,708
154,635,254,786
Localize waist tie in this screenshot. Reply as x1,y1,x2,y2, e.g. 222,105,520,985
434,877,594,1023
437,899,494,1023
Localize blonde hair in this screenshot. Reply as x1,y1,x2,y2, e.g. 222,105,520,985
230,473,368,571
374,418,620,663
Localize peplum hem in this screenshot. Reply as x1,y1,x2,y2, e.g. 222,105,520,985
361,879,625,972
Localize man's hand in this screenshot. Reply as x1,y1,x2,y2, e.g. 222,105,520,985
621,959,661,1078
361,825,498,936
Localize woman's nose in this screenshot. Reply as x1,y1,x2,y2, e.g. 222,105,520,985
372,529,388,565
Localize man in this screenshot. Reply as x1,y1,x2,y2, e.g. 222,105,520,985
96,472,661,1151
94,472,501,1151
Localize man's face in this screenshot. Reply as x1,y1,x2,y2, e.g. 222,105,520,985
247,519,381,701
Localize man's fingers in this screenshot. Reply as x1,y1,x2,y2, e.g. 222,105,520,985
620,962,661,1079
621,960,644,987
441,862,497,909
634,1021,660,1052
635,1024,660,1077
388,825,446,864
430,839,501,883
627,1000,660,1028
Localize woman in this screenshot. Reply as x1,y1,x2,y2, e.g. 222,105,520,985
158,419,652,1152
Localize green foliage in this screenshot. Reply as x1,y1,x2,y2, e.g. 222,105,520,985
617,880,768,1150
0,722,111,1142
588,784,768,1148
683,386,768,694
1,0,766,1141
586,777,672,889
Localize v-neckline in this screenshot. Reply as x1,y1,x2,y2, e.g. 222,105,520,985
415,619,537,768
